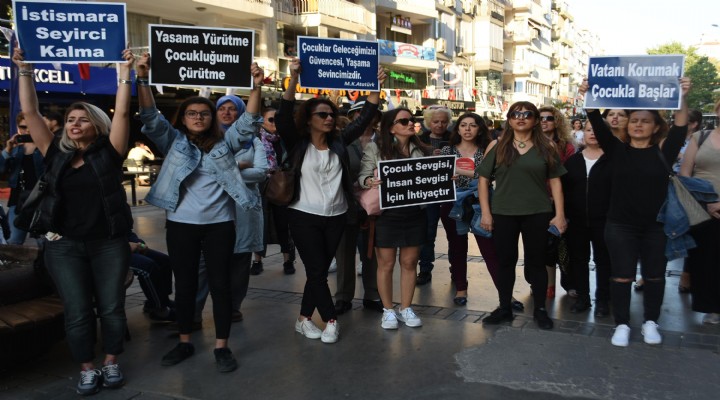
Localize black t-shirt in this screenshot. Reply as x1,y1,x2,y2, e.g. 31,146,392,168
57,163,108,239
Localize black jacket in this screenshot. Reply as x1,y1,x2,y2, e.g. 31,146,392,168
561,150,612,228
35,136,132,237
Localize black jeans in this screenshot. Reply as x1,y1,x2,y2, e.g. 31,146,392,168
166,220,235,338
45,236,129,363
605,221,667,325
492,213,552,310
566,222,611,302
687,219,720,313
288,209,346,322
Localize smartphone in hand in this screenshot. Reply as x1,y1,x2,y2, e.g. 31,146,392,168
16,135,33,143
548,225,561,237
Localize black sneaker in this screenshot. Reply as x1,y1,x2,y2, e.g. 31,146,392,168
250,261,264,275
482,308,514,325
416,271,432,285
570,296,592,314
594,301,610,318
161,342,195,366
214,347,238,373
511,299,525,311
149,306,176,322
283,261,296,275
533,308,554,330
362,299,384,312
101,363,125,389
76,369,101,396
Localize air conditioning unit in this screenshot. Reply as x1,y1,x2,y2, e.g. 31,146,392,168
444,0,454,7
436,38,447,52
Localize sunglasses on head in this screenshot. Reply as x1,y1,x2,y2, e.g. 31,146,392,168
540,116,555,122
312,112,337,120
510,110,535,120
393,118,415,126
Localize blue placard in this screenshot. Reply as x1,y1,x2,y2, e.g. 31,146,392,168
13,0,127,63
298,36,379,91
585,55,685,110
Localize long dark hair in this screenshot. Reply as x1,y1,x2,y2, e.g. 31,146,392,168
172,97,223,153
294,98,340,139
449,112,490,152
378,108,430,160
496,101,557,168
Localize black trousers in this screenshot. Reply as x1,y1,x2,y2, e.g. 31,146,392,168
166,220,235,337
566,221,611,302
688,219,720,313
492,213,552,311
288,209,346,322
605,221,666,325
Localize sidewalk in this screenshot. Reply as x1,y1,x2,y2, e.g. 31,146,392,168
1,199,719,400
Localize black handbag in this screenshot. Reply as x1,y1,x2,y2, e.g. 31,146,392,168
13,176,48,234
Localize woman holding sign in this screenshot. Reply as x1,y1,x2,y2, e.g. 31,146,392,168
135,54,264,372
438,112,500,306
477,102,567,330
12,47,134,395
358,108,431,330
579,77,691,347
276,58,386,344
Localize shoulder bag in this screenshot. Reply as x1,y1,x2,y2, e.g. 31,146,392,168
264,168,295,206
13,176,48,234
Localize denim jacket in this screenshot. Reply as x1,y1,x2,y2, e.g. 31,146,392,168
0,145,45,189
139,107,262,212
233,136,267,253
657,175,719,259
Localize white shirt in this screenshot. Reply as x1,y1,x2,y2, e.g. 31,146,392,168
127,146,155,162
583,155,598,178
290,144,347,216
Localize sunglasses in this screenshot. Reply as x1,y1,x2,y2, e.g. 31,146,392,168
266,117,275,123
510,111,535,120
540,116,555,122
185,110,212,119
393,118,415,126
312,112,337,120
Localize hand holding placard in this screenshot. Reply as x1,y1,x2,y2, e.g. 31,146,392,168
136,53,150,79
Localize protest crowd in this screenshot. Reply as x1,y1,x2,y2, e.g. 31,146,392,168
1,4,719,397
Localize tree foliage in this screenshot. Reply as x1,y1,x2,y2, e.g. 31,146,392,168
647,42,720,111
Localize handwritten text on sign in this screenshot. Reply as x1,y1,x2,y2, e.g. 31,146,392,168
585,55,685,110
378,156,456,209
297,36,379,91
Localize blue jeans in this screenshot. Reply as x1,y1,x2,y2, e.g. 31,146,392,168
419,204,442,273
7,205,29,245
45,236,130,363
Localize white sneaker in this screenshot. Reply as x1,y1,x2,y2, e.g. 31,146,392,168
381,308,398,330
356,262,363,276
321,320,339,343
641,321,662,345
702,313,720,325
295,318,322,339
397,307,422,327
611,324,631,347
328,259,337,273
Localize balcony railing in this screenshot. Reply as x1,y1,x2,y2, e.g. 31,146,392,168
193,0,274,18
277,0,375,34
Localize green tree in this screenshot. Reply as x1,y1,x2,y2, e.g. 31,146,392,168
647,42,720,111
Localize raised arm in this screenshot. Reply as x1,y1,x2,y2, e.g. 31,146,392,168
342,66,387,144
579,79,617,155
245,62,263,115
276,58,300,150
135,53,156,110
11,48,54,155
660,77,691,162
109,49,134,156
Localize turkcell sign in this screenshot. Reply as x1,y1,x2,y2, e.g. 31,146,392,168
298,36,379,91
13,0,127,63
585,55,685,110
149,24,254,89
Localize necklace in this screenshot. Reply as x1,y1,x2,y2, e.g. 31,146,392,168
514,137,530,148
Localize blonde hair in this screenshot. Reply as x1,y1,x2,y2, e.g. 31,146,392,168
59,102,111,153
538,106,573,154
422,106,452,130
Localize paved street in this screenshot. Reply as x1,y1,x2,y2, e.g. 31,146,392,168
1,192,719,399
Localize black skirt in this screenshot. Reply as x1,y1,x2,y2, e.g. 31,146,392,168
374,205,427,248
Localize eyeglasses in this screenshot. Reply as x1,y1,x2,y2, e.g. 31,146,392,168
312,112,337,120
510,111,535,120
185,110,212,119
266,117,275,123
17,125,28,130
540,116,555,122
393,118,415,126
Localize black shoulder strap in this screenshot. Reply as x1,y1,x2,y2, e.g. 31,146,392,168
655,146,673,176
697,130,711,148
